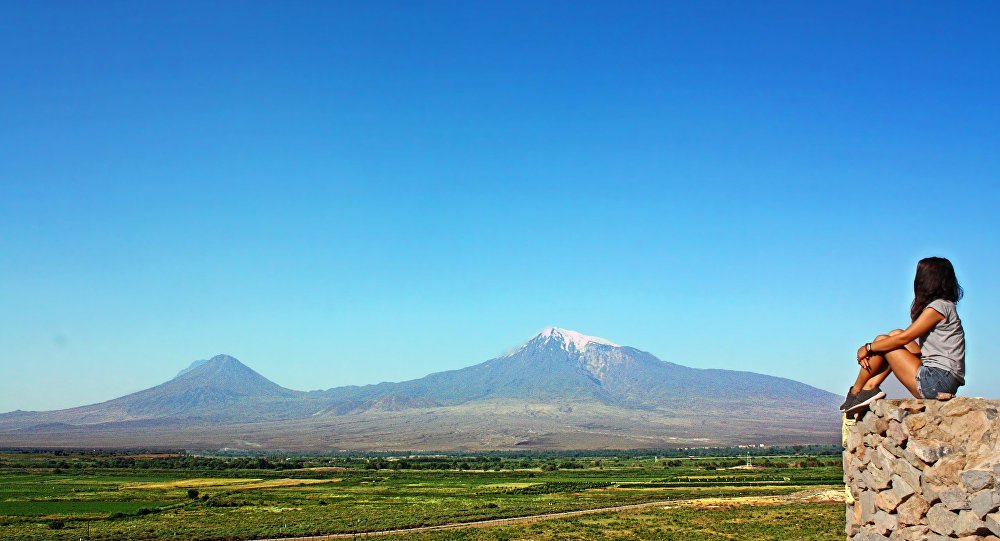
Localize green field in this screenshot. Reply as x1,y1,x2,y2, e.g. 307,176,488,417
389,502,845,540
0,451,844,540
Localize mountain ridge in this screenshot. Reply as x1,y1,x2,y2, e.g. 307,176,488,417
0,328,841,450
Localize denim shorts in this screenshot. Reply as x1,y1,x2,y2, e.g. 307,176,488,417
916,365,961,399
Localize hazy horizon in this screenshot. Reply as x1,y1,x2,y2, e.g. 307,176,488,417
3,2,998,412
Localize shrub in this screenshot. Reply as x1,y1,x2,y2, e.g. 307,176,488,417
187,489,199,499
48,519,65,530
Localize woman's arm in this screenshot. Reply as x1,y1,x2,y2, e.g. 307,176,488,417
869,307,945,355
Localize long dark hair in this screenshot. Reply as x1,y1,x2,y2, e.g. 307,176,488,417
911,257,963,321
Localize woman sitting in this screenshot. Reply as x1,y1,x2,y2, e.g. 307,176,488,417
842,257,966,413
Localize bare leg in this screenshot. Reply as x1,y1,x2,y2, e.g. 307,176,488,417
851,334,890,394
884,348,922,398
851,351,887,394
863,365,891,391
862,330,920,391
851,330,922,397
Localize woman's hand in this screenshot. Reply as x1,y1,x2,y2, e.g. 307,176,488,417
857,344,871,371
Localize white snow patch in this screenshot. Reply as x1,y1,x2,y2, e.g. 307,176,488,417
500,327,620,358
538,327,618,352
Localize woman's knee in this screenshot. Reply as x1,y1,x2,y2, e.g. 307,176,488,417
873,330,903,341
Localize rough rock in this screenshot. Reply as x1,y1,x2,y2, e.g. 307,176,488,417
941,399,974,417
876,489,904,513
971,489,1000,519
847,504,861,536
927,504,958,535
861,490,877,524
864,466,892,491
921,477,943,504
885,406,905,423
908,439,951,465
891,474,916,501
875,416,890,436
940,487,972,511
872,509,896,534
865,433,883,449
954,509,986,536
854,532,891,541
899,399,926,412
926,454,968,487
987,512,1000,536
889,525,929,541
897,494,931,526
887,420,908,446
893,460,923,495
884,440,905,459
960,469,994,493
862,411,878,435
905,413,928,434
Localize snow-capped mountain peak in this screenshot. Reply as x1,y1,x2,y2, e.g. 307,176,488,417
500,327,618,358
535,327,618,352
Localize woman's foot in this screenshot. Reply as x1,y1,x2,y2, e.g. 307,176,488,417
845,387,886,414
839,388,858,412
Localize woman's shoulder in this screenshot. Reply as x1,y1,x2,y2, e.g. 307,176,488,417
927,298,957,315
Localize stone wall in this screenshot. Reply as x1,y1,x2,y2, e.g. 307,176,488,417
844,398,1000,541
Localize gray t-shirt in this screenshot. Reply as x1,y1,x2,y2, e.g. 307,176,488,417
918,299,965,385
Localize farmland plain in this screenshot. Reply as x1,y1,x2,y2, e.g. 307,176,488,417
0,450,844,540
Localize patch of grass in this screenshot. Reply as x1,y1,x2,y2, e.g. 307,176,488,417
0,500,173,516
388,502,844,540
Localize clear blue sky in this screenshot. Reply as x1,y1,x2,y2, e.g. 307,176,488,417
2,1,998,412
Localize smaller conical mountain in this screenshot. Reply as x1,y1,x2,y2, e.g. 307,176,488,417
114,354,303,419
167,354,295,399
0,355,308,428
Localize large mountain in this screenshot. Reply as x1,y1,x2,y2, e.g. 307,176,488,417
313,328,836,415
0,328,842,450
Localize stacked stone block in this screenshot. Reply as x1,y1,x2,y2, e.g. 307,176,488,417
844,398,1000,541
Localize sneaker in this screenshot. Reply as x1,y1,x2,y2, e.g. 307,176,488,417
845,387,886,414
840,388,858,412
